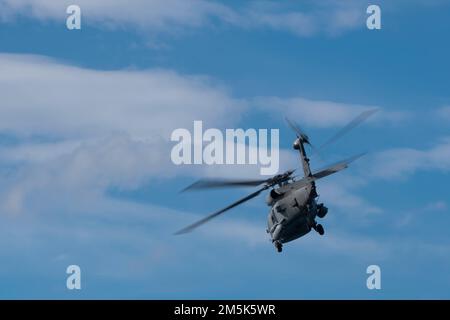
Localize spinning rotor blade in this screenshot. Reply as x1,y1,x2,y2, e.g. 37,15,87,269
285,117,310,144
311,153,365,179
181,178,268,192
277,153,365,193
181,169,296,192
285,117,305,138
285,117,324,159
174,186,267,235
318,109,378,151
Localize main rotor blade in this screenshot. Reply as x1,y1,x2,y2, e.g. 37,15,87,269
312,153,365,179
277,153,365,193
174,187,267,235
181,169,296,192
285,117,303,138
285,117,311,143
285,116,327,160
319,109,378,150
181,178,268,192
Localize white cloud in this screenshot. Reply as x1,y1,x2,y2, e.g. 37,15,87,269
393,200,448,228
436,106,450,121
0,54,396,198
0,52,250,186
0,53,249,214
255,96,371,128
0,54,244,139
424,200,448,212
319,179,382,217
367,137,450,179
240,0,367,37
0,53,408,261
0,0,234,32
0,53,390,246
0,0,369,37
254,96,409,128
2,0,449,40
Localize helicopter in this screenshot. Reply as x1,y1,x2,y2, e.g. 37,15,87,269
175,109,377,252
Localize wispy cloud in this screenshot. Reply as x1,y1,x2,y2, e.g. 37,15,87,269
424,200,448,212
0,0,370,37
366,137,450,179
4,0,443,40
239,0,367,37
319,179,383,217
436,106,450,121
0,54,245,139
0,54,400,196
253,96,410,128
0,53,248,214
0,54,401,224
0,0,234,32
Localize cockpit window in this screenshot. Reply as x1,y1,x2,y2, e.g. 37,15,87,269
271,213,277,224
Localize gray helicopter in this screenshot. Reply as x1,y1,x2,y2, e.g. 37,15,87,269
175,110,377,252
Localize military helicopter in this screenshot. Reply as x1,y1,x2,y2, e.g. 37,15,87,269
175,109,377,252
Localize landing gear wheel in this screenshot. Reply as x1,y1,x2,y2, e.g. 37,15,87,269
315,224,325,236
317,204,328,218
274,241,283,253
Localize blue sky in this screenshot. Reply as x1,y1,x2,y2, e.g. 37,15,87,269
0,0,450,299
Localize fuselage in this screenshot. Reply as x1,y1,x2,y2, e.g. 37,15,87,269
266,185,316,244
